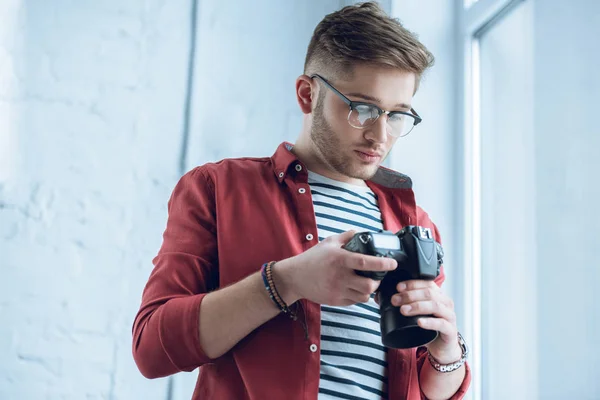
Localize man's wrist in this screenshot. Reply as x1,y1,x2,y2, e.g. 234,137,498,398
271,259,301,306
427,343,463,365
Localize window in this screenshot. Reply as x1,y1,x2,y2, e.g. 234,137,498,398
459,1,535,399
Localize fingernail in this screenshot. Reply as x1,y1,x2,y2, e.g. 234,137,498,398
401,305,411,314
398,283,406,291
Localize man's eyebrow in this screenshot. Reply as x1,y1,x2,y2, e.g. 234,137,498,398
346,92,411,110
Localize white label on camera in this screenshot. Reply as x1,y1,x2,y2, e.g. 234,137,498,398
372,233,400,250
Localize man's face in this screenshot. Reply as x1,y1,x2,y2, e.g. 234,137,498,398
309,64,416,183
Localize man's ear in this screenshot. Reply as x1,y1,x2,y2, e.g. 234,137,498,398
296,75,316,115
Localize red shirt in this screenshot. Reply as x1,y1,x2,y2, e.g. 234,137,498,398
132,142,471,399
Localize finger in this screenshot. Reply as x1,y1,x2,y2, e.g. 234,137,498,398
400,300,456,324
324,230,357,246
396,279,439,293
392,287,436,306
322,290,366,307
343,251,398,272
339,298,362,307
347,274,381,295
392,287,453,308
345,288,373,304
417,318,457,341
328,298,360,307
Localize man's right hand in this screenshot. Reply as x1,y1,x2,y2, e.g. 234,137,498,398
273,230,398,307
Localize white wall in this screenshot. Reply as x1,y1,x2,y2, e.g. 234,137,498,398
534,1,600,398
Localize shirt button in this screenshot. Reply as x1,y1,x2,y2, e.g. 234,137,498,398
306,234,314,241
298,188,306,194
295,164,303,172
278,172,284,178
309,344,318,353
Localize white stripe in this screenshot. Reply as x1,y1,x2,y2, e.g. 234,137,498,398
314,206,382,231
311,186,379,212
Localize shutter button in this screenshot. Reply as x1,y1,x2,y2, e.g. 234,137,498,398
309,344,318,353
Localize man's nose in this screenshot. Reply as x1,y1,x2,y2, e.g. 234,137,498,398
364,115,389,144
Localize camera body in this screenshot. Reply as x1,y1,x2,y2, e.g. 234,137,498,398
343,226,444,349
344,231,407,280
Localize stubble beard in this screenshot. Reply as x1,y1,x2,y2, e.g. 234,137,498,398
310,99,381,181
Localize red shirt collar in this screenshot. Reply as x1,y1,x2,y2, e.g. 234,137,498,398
271,142,299,183
271,141,412,190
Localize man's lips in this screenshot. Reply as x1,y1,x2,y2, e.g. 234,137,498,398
355,150,383,157
354,150,383,162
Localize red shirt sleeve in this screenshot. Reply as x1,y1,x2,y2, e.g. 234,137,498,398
132,167,219,378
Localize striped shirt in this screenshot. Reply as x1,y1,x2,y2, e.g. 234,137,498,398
308,171,388,400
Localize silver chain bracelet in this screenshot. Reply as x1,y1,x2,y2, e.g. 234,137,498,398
427,332,469,373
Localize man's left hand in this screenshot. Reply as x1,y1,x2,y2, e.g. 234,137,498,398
392,280,462,363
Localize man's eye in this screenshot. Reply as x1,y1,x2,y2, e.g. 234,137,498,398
355,105,377,115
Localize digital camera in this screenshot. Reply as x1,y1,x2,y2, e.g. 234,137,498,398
343,226,444,349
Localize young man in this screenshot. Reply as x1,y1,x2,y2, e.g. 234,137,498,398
133,3,471,399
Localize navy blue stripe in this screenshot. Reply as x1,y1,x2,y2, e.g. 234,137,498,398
313,201,383,224
321,306,380,324
321,320,381,337
310,190,380,213
366,191,377,199
315,212,382,232
321,350,388,367
317,224,344,235
320,374,386,397
318,236,326,242
318,388,372,400
321,335,387,353
355,302,379,315
309,182,379,208
320,360,388,383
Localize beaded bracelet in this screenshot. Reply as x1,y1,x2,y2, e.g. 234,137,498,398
261,262,287,311
262,262,286,310
261,261,297,320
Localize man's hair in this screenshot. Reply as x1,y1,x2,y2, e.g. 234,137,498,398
304,2,434,92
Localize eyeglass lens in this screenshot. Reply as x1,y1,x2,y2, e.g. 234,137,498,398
348,105,416,137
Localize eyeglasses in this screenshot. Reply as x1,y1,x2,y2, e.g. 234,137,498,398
311,74,422,138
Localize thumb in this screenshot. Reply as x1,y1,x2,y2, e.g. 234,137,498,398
328,230,357,246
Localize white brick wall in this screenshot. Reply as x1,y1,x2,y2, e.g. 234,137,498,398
0,0,192,398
